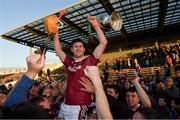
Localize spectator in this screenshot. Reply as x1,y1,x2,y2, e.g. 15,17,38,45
0,93,6,107
118,80,131,103
120,70,152,119
166,55,173,68
174,65,180,92
2,53,52,119
28,82,39,99
132,107,156,119
43,85,53,98
106,85,119,100
163,77,179,99
156,96,170,119
169,99,178,119
115,59,120,70
7,84,13,94
103,68,109,83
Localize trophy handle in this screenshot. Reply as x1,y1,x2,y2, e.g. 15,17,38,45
54,15,64,29
57,19,64,29
57,9,67,29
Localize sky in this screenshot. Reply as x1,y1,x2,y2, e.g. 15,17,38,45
0,0,80,68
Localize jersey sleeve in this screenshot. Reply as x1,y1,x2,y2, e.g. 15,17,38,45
89,54,99,65
63,55,72,66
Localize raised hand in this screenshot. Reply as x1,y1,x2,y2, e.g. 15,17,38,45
87,16,100,28
79,77,95,93
25,53,45,79
131,69,140,81
84,66,113,119
58,9,67,20
84,66,102,87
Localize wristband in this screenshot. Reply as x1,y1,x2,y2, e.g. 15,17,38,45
94,23,100,28
131,76,139,81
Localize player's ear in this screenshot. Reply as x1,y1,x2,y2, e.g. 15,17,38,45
70,47,73,53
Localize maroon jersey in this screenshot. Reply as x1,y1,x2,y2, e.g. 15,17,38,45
63,54,98,105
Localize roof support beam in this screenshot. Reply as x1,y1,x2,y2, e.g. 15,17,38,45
61,16,89,37
1,35,55,50
158,0,168,35
98,0,114,14
60,15,98,45
24,25,71,47
24,26,47,37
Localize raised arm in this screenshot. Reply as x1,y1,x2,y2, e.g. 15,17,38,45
88,16,107,59
131,70,152,108
4,53,45,108
84,66,112,119
53,32,66,62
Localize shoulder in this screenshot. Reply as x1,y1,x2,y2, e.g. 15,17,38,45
65,55,74,61
88,54,98,60
83,54,98,61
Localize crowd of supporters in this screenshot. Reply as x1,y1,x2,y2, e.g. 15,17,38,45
0,42,179,119
99,42,180,119
110,42,179,69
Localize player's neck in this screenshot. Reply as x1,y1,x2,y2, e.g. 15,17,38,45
73,55,88,62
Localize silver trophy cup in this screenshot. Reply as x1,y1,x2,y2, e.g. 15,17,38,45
98,11,123,31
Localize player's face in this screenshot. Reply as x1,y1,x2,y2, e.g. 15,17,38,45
71,42,85,58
